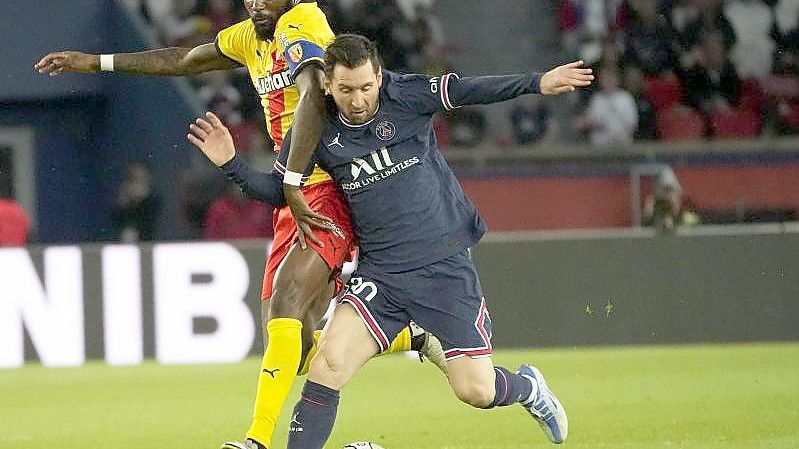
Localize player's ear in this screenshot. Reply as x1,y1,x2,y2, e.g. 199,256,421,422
376,70,383,89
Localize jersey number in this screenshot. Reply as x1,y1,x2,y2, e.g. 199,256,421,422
349,277,378,302
429,77,439,94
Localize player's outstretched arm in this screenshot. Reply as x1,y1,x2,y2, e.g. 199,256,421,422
539,60,594,95
35,43,237,77
187,111,286,207
420,61,594,113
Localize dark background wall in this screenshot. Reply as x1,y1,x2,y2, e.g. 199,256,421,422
10,229,799,365
474,230,799,348
1,1,201,242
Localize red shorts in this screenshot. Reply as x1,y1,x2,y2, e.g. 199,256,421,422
261,180,356,301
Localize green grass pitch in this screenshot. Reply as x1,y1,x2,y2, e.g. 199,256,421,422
2,343,797,449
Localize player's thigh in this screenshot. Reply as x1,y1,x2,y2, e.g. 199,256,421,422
270,243,333,319
308,303,379,390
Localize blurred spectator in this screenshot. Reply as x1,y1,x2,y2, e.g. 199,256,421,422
197,71,244,126
623,65,658,140
195,0,240,33
726,0,775,77
204,184,273,240
583,67,639,150
772,5,799,75
446,108,488,147
0,196,29,246
411,2,448,72
144,0,213,46
181,167,225,236
643,167,700,232
679,31,741,114
112,163,161,242
509,96,551,145
412,3,446,51
560,0,626,64
558,0,584,57
676,0,737,52
351,0,416,71
623,0,678,76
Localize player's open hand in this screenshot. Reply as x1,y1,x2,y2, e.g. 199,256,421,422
284,187,344,250
35,51,99,76
539,61,594,95
187,111,236,167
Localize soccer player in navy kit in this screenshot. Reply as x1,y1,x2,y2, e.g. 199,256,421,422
188,34,593,447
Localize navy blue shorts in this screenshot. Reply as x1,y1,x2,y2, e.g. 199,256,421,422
338,249,493,361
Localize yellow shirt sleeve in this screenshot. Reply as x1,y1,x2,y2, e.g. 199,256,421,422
274,3,335,77
215,20,254,66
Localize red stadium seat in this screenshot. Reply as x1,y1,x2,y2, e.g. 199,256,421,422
739,78,765,113
710,109,762,139
657,106,705,141
644,76,684,111
760,76,799,100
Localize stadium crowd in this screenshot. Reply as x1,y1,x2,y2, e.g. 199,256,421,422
561,0,799,149
104,0,798,240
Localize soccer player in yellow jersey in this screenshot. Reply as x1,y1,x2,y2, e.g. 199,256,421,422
35,2,446,449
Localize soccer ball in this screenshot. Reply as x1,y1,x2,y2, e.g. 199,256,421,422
343,443,385,449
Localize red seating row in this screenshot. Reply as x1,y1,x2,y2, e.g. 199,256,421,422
656,107,763,141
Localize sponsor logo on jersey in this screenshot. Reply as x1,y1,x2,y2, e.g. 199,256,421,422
288,43,304,63
328,132,344,148
344,147,420,191
253,70,294,95
375,120,397,141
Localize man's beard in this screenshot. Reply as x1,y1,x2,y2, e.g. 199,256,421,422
251,3,292,41
252,22,274,40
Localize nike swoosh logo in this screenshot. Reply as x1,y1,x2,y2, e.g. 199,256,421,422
263,367,281,378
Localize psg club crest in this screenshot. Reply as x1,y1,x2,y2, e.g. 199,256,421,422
288,43,303,63
375,121,397,141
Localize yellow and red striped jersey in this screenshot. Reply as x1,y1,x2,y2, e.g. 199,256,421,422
216,2,334,185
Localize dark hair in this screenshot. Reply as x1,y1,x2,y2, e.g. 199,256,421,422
323,34,383,78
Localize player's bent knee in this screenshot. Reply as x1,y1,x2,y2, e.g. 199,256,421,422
451,380,495,408
308,341,352,390
448,367,496,408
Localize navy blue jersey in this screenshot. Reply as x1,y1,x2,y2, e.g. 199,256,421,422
224,70,542,272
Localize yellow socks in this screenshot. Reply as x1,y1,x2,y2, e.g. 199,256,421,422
246,318,303,447
244,321,412,446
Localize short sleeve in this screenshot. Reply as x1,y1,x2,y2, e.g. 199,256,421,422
215,20,252,66
275,4,334,77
